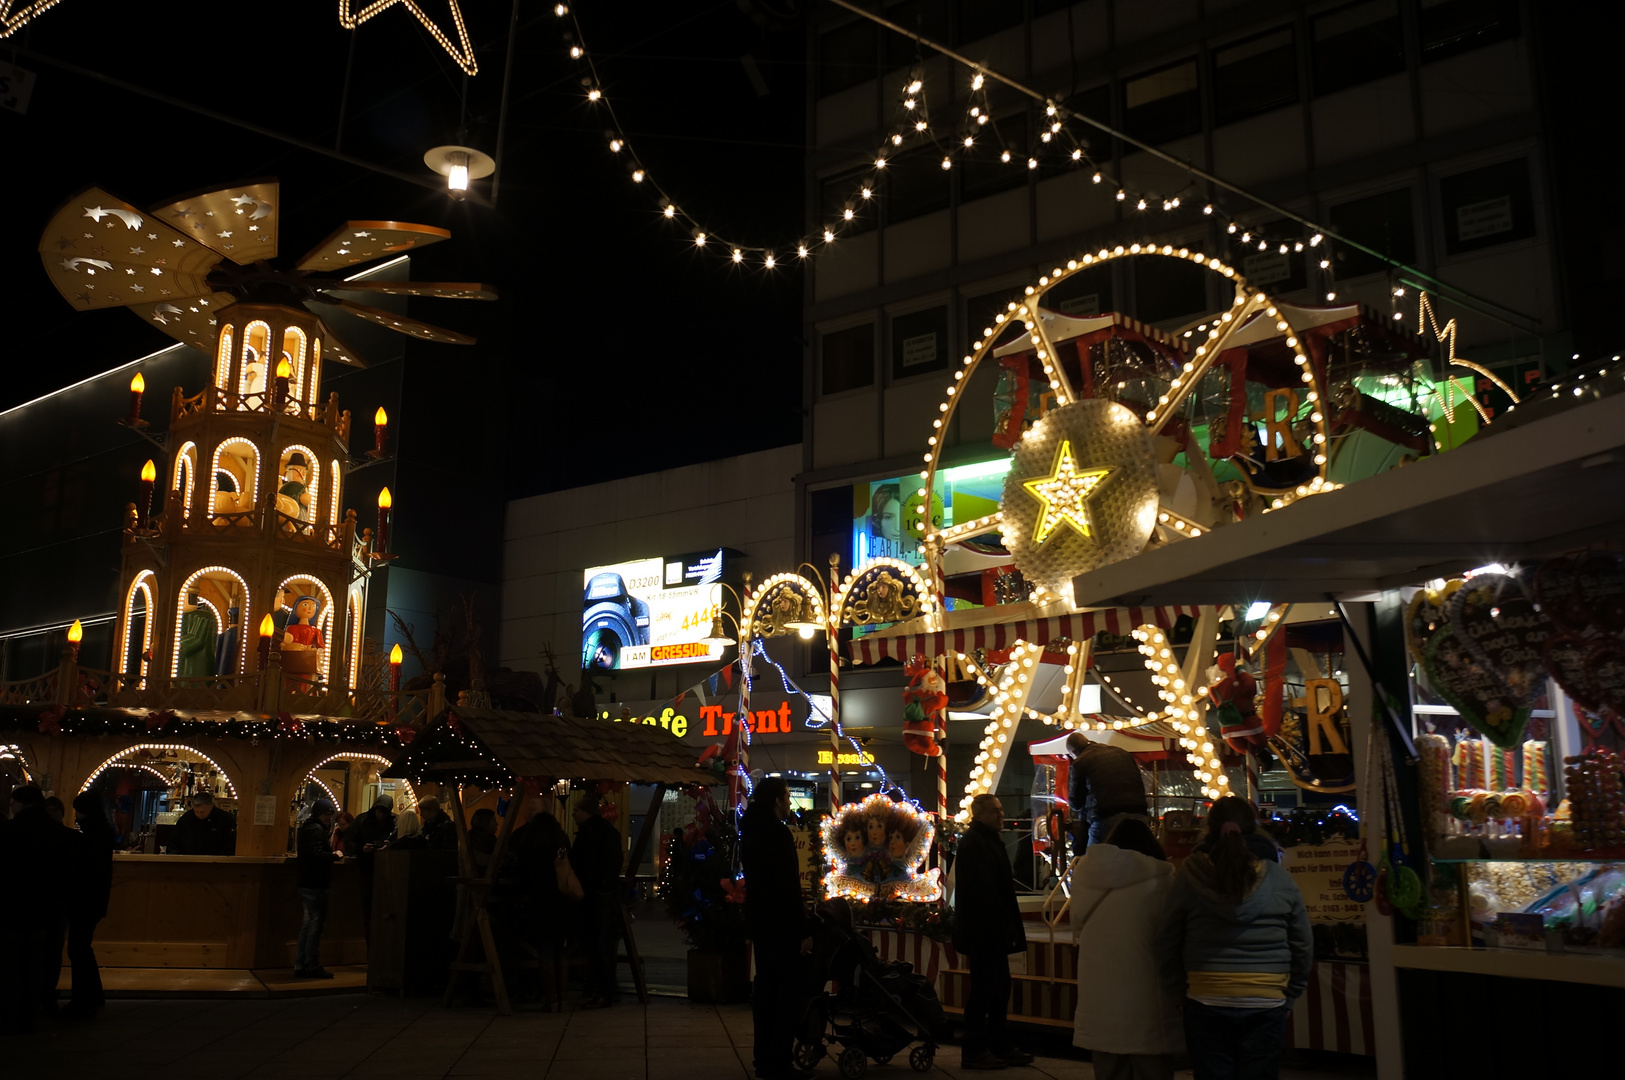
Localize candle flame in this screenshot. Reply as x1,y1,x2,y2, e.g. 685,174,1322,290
375,406,388,425
140,459,156,482
130,373,145,393
389,643,403,665
276,358,292,378
259,613,276,638
68,619,83,644
378,486,393,509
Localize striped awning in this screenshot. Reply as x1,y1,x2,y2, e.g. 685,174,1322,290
849,605,1200,665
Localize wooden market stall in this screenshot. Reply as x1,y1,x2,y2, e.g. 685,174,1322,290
384,704,715,1014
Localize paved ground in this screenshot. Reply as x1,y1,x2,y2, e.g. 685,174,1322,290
3,994,1374,1080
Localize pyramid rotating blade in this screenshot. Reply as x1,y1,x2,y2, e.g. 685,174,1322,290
297,221,451,272
149,181,279,265
321,280,498,301
39,187,221,311
315,324,368,368
132,292,237,348
313,296,476,345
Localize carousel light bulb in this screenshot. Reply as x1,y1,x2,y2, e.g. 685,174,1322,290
764,254,776,269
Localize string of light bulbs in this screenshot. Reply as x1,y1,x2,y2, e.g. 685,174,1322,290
551,3,1339,275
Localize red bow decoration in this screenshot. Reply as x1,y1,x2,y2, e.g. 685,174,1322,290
38,704,66,734
77,672,102,702
145,709,176,731
394,725,416,745
719,877,747,904
276,712,305,737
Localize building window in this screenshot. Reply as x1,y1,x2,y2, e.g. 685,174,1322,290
1419,0,1520,64
1134,257,1209,325
821,167,877,237
955,0,1022,44
822,324,875,396
1311,0,1405,97
891,306,949,381
1047,264,1113,317
1123,60,1201,145
1213,28,1298,125
966,288,1027,351
961,111,1029,201
884,1,950,72
820,19,877,96
1439,159,1534,256
885,146,951,223
1328,188,1416,278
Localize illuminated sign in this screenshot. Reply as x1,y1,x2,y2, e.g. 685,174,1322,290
852,457,1011,574
599,693,814,739
582,549,725,671
817,749,876,766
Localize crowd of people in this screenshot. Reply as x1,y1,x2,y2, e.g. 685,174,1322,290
0,785,117,1033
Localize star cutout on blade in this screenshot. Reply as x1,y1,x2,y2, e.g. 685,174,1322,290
353,231,372,238
171,239,186,248
217,230,232,238
130,285,143,293
149,267,163,276
1021,439,1115,546
338,1,479,76
129,246,144,255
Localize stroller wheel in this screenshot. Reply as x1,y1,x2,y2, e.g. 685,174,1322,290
908,1046,934,1073
794,1042,825,1070
838,1047,868,1079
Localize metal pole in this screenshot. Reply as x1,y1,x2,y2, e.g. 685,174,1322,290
826,0,1542,337
491,0,524,206
336,22,358,153
827,554,842,812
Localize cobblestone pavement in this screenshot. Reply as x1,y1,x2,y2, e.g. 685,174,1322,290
2,994,1375,1080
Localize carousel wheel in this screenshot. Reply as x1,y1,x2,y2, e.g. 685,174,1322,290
839,1047,869,1079
794,1042,825,1069
909,1046,935,1072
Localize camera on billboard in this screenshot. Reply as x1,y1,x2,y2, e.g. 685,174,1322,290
582,571,651,671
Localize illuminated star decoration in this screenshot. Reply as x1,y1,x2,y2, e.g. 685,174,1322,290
338,0,477,76
1,1,67,40
1021,438,1114,545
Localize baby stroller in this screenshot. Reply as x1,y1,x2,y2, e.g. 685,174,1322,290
794,899,942,1078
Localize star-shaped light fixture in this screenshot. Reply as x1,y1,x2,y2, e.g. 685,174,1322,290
339,0,477,76
1021,439,1114,545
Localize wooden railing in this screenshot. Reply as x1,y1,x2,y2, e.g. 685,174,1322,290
169,385,350,437
0,672,57,706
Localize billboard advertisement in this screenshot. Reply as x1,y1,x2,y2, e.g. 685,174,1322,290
850,457,1012,570
582,549,725,671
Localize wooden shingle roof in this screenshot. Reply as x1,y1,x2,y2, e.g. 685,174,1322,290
385,706,712,786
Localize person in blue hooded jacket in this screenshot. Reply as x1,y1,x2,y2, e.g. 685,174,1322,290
1158,797,1312,1080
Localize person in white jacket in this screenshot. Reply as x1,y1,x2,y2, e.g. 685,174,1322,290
1071,818,1184,1080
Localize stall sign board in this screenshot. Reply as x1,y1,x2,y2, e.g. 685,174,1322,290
791,825,817,892
1284,840,1368,961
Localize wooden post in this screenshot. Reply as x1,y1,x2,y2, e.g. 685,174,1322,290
441,780,524,1015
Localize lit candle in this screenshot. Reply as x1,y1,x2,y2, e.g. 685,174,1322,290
274,357,291,410
374,407,388,454
128,372,145,424
389,643,403,722
258,613,275,670
376,487,392,552
67,618,83,662
138,459,156,528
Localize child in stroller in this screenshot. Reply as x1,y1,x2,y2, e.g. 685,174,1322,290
794,900,942,1078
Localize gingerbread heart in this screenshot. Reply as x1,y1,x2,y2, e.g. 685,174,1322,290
1424,624,1533,749
1533,556,1590,635
1447,573,1552,697
1576,552,1625,634
1405,580,1460,668
1546,633,1603,713
1583,637,1625,717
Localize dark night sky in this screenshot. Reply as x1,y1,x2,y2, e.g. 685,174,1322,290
1,1,808,498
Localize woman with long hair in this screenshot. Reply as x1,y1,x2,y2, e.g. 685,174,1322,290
1071,817,1183,1079
1159,797,1312,1080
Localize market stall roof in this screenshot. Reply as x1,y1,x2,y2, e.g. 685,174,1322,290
849,602,1199,664
993,309,1185,358
1069,391,1625,607
384,706,713,786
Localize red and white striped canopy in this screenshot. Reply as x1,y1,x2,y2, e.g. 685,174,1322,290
849,605,1200,665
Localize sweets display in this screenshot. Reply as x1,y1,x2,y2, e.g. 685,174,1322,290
1563,749,1625,850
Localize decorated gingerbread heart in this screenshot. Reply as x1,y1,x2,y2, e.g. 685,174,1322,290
1582,637,1625,717
1533,556,1590,635
1545,633,1603,714
1424,625,1534,749
1405,580,1459,668
1575,552,1625,634
1446,573,1552,698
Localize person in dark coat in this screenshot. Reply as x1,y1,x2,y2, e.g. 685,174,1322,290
740,778,816,1080
171,792,237,855
1066,732,1150,853
65,792,116,1018
342,793,396,941
569,790,623,1008
510,793,574,1003
952,794,1033,1070
1,785,73,1032
296,799,343,978
417,796,458,851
